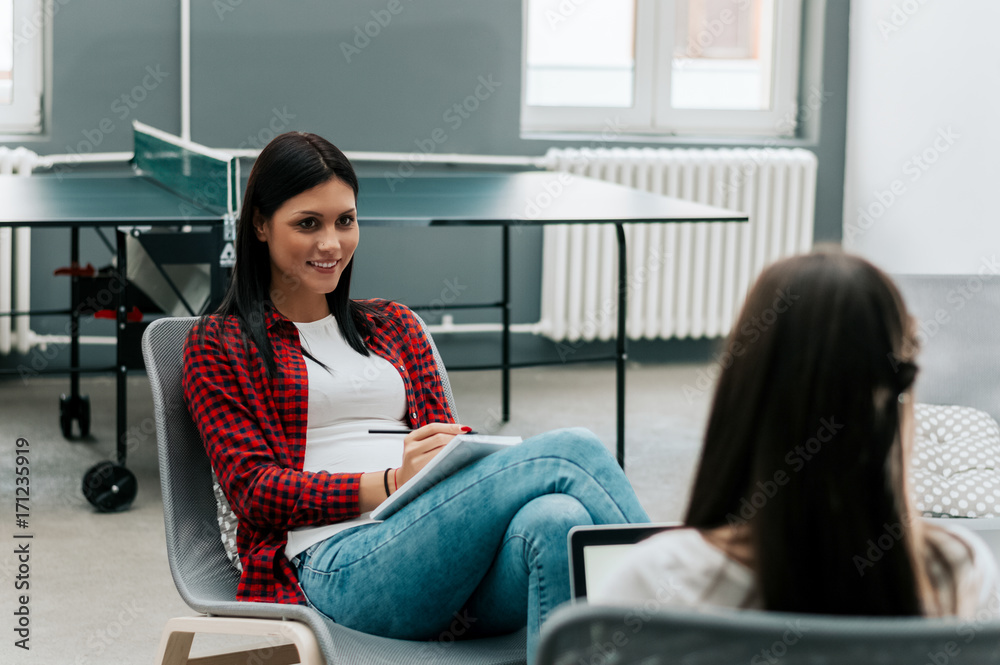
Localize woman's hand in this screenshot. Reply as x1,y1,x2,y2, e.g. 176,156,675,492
396,423,471,488
358,423,469,512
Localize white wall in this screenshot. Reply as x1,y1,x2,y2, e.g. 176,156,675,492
844,0,1000,274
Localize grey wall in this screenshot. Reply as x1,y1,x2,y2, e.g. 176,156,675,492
1,0,850,370
190,2,521,155
9,0,180,155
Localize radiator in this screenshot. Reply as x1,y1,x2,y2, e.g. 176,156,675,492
539,147,817,341
0,147,38,355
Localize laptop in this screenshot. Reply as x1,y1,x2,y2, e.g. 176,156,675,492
568,522,681,599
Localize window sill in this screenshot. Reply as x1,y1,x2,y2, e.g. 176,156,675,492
519,130,818,150
0,131,48,142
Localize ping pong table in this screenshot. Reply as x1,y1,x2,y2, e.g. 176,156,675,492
0,122,236,511
1,122,744,510
290,170,749,468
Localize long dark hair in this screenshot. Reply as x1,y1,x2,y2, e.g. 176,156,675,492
685,247,930,615
206,132,380,379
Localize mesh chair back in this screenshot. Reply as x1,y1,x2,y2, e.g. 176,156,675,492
142,316,240,607
419,311,458,421
894,274,1000,423
537,603,1000,665
142,315,525,665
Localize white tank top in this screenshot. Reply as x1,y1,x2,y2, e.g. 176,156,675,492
284,314,408,559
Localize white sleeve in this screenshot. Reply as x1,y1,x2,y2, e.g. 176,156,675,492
960,528,1000,617
588,530,714,608
930,522,1000,618
589,541,674,605
588,529,760,610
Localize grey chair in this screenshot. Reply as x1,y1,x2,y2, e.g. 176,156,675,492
536,602,1000,665
142,315,526,665
894,274,1000,540
893,274,1000,425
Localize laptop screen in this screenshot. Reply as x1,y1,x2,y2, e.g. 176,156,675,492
569,523,681,599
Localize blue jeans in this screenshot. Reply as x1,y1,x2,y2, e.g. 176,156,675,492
295,427,649,663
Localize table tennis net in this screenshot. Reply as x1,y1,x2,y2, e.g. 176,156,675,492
132,121,236,215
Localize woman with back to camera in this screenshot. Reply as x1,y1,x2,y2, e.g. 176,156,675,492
593,248,1000,617
181,131,649,661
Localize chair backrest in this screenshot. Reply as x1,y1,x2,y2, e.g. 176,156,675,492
536,603,1000,665
421,312,459,421
142,316,241,609
893,274,1000,424
141,312,460,611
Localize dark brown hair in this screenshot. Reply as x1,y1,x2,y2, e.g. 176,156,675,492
684,246,926,615
207,132,384,379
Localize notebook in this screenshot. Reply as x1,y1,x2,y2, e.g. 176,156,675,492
370,434,522,521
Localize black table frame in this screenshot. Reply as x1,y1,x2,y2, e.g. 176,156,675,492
349,171,748,469
0,218,228,470
372,219,712,471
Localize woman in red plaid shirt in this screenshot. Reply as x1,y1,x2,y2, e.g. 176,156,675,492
182,132,648,661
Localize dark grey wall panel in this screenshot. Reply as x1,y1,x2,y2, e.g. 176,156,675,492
809,0,850,244
190,1,545,324
190,1,522,156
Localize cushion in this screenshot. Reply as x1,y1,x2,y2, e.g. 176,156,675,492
213,472,242,571
911,404,1000,518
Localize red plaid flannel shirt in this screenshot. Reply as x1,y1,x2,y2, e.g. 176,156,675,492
182,299,455,605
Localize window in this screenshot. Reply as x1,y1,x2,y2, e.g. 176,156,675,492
0,0,44,134
521,0,802,137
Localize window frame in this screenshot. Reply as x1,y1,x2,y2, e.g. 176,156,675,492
0,0,44,135
520,0,803,138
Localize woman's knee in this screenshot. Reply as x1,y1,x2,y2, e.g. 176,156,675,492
527,427,612,463
509,494,593,542
506,495,593,574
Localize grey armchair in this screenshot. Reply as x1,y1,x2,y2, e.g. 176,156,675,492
893,274,1000,424
537,602,1000,665
894,274,1000,542
142,315,526,665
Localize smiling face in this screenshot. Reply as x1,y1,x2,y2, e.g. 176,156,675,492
253,176,359,322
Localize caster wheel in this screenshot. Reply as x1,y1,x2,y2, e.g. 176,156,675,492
59,408,73,439
59,393,91,439
78,396,91,438
59,393,74,438
82,461,137,512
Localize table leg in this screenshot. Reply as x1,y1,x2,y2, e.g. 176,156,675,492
115,229,128,466
502,225,510,423
69,227,80,401
615,223,627,470
210,224,226,311
59,226,91,439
